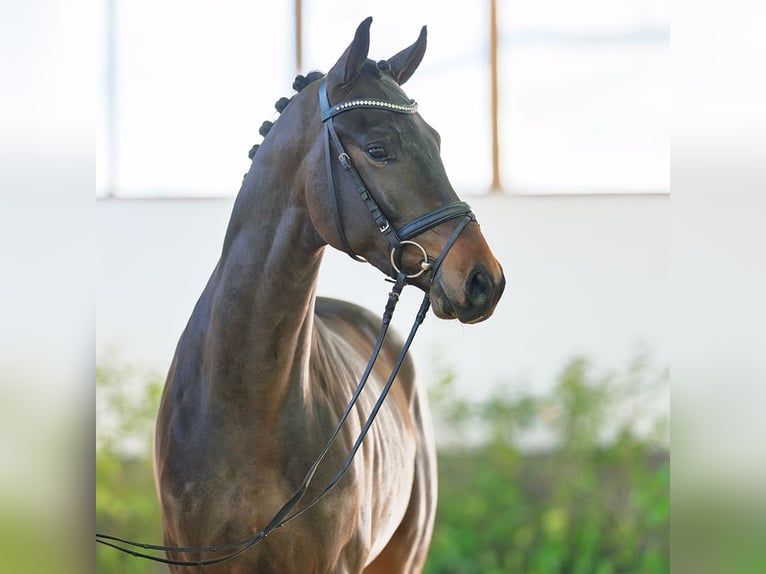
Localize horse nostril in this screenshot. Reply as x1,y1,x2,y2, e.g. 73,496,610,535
466,269,491,307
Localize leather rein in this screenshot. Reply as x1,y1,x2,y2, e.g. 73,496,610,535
95,76,476,567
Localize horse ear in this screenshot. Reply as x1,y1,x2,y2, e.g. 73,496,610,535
388,26,427,85
328,17,372,88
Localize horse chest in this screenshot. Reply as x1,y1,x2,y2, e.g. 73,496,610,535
294,323,419,544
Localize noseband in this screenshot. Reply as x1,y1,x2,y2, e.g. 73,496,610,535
96,74,478,568
318,77,475,280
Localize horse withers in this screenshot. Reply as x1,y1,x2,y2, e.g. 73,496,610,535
154,17,505,573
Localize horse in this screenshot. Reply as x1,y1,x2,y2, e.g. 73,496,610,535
154,17,505,573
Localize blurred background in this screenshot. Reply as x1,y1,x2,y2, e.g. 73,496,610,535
94,1,669,572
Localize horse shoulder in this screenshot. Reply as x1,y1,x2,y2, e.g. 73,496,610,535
313,296,417,400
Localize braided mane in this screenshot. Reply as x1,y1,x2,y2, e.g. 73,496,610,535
247,70,325,161
247,61,389,161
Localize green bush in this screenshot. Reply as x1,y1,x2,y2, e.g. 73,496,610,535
95,355,668,573
425,355,669,574
96,361,165,574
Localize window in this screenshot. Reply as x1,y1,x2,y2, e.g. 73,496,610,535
499,0,669,193
97,1,668,197
97,0,293,197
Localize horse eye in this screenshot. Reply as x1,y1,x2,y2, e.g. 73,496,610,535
366,146,388,160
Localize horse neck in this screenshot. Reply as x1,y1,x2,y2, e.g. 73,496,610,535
203,120,325,409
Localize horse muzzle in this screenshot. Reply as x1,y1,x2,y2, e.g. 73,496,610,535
387,211,506,324
431,262,506,324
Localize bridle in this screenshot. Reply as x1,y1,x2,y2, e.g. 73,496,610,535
318,76,475,279
96,72,477,567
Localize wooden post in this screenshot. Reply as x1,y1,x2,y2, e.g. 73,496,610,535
490,0,502,192
294,0,303,75
105,0,117,197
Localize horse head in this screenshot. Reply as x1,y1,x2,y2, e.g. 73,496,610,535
286,18,505,324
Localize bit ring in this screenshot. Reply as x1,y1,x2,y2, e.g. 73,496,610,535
390,240,432,279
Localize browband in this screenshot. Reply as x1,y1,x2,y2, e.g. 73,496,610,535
321,97,418,121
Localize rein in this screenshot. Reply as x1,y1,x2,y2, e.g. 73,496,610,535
97,274,426,567
96,74,475,567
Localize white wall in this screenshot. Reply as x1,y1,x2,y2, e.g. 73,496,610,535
97,193,668,396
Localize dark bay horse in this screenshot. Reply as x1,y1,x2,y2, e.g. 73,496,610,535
154,18,505,573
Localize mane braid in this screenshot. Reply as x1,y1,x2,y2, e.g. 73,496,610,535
246,70,325,163
243,61,389,184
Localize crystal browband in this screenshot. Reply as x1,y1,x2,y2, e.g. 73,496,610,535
321,98,418,121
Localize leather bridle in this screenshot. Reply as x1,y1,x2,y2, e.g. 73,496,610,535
318,76,475,280
96,74,478,567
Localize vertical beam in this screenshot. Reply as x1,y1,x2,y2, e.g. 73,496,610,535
489,0,502,192
294,0,303,75
105,0,117,197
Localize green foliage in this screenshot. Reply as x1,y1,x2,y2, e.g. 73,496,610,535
96,361,165,574
425,355,669,574
95,354,668,573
